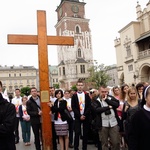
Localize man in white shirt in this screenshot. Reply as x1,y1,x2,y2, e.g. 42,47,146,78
72,80,91,150
97,86,120,150
11,88,22,144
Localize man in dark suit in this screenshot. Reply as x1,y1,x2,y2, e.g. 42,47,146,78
71,80,91,150
26,87,42,150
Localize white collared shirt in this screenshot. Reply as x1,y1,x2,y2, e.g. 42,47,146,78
12,96,22,117
97,97,118,127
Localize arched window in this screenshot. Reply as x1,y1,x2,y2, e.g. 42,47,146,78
76,26,80,33
63,67,65,75
78,48,81,57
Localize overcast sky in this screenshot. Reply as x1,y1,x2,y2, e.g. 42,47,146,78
0,0,148,68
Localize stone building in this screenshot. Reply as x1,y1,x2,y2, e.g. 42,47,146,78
49,65,59,87
106,64,119,87
114,1,150,86
55,0,93,89
0,65,37,95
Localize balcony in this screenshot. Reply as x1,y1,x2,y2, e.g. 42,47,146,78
117,66,123,71
138,49,150,59
59,75,66,81
124,55,134,63
77,73,89,79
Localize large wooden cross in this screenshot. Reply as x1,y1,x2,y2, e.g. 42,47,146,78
8,10,74,150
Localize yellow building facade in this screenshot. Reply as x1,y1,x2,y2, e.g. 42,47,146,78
0,65,37,95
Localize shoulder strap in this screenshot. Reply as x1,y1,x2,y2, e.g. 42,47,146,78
30,98,41,110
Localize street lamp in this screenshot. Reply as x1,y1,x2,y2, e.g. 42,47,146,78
133,74,138,84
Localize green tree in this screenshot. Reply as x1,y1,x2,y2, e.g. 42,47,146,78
87,61,111,88
21,86,31,96
71,85,77,91
53,84,59,89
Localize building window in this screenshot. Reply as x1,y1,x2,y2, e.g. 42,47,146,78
63,67,65,75
19,85,23,89
20,73,21,77
14,80,17,84
126,45,131,57
76,26,80,34
53,79,55,83
14,73,16,77
80,65,85,73
9,74,11,77
3,81,6,85
14,85,18,89
32,80,34,84
78,48,81,57
9,86,12,91
128,65,133,71
27,79,29,84
9,80,12,85
56,79,58,82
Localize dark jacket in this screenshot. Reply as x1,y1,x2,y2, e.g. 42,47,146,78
71,91,91,120
122,99,142,138
94,95,120,128
26,96,41,124
91,99,102,131
19,105,24,121
128,108,150,150
0,94,16,150
51,99,68,122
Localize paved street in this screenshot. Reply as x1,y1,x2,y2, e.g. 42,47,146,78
16,124,97,150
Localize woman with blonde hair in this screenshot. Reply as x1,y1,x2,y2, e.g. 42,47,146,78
122,87,141,146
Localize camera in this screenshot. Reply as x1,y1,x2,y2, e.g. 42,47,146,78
105,109,111,115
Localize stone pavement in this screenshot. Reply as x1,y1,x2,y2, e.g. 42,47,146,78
16,124,97,150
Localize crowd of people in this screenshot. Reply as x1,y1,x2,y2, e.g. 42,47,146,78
0,80,150,150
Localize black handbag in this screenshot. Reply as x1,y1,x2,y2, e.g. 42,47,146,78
64,109,73,123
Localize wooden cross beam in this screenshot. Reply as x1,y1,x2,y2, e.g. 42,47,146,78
7,10,74,150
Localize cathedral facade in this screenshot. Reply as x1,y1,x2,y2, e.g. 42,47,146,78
55,0,93,89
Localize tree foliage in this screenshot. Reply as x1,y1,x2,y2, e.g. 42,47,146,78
21,86,31,96
53,84,59,89
71,85,77,91
87,61,111,88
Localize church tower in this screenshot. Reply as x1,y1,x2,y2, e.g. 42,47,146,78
55,0,93,89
